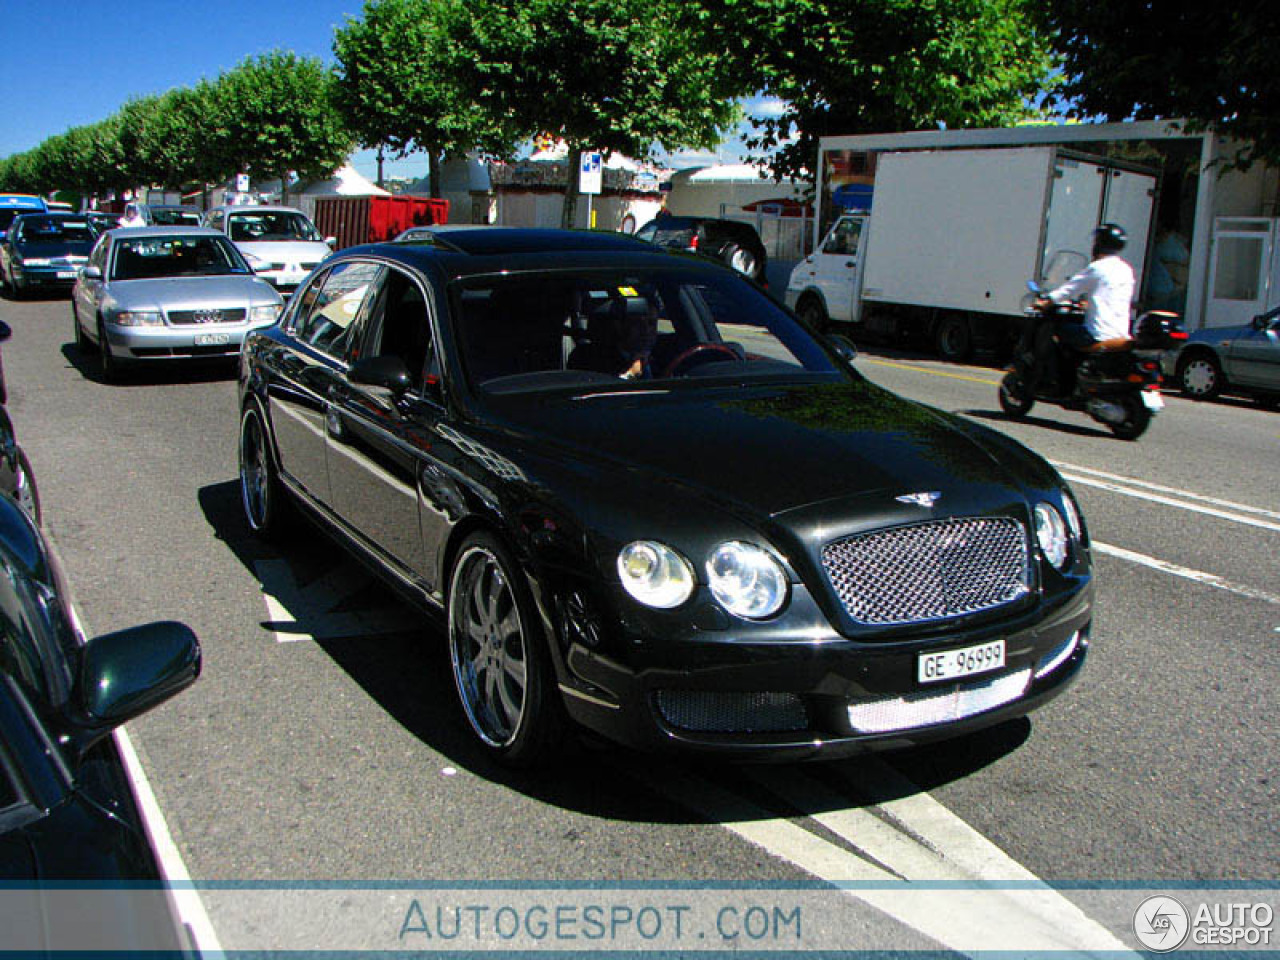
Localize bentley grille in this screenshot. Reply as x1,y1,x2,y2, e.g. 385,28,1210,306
822,517,1031,625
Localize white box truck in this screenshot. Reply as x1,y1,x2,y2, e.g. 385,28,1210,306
785,146,1158,359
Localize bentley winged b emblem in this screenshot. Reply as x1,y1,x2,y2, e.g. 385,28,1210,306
895,491,942,508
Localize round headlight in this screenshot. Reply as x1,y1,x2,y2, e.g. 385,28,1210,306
1034,503,1069,570
706,541,788,619
617,541,694,609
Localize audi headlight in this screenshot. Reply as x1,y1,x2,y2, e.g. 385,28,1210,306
113,310,163,327
1034,503,1069,570
250,303,282,324
706,541,788,619
22,257,52,267
617,541,694,609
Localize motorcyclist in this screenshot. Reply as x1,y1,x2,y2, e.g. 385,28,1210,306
1029,224,1135,389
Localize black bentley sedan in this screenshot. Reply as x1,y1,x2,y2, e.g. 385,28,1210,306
237,228,1091,766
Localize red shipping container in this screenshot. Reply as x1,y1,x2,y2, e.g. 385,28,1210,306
313,195,450,250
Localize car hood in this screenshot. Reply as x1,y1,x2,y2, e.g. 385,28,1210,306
106,275,280,311
231,239,330,260
480,380,1040,521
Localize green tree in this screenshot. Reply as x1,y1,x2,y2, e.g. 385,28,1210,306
1036,1,1280,168
690,0,1058,183
209,51,353,203
334,0,513,198
447,0,740,226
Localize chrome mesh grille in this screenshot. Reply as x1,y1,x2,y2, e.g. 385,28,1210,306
168,307,246,325
822,517,1030,625
847,668,1031,733
655,691,808,733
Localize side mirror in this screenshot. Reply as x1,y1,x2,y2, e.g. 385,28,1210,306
75,621,201,750
81,265,102,281
349,355,412,399
325,237,337,250
1026,280,1041,294
828,333,858,365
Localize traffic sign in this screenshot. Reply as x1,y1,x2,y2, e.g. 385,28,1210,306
579,152,603,195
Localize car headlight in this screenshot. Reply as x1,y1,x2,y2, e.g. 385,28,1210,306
112,310,164,327
1060,489,1083,542
250,303,282,324
22,257,51,267
706,541,788,619
617,541,694,609
1034,503,1070,570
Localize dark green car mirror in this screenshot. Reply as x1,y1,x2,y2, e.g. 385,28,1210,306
77,621,201,737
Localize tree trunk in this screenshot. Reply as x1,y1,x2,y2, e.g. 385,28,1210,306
428,152,441,200
561,145,582,230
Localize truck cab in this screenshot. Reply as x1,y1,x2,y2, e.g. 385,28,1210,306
785,214,867,331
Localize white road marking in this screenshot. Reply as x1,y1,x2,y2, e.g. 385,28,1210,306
634,764,1133,957
255,557,419,642
114,727,226,958
1058,470,1280,534
1055,462,1280,522
1092,540,1280,606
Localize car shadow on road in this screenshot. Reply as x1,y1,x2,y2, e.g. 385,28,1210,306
198,477,1033,827
60,343,238,387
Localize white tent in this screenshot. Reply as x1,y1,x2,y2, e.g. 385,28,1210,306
297,164,391,197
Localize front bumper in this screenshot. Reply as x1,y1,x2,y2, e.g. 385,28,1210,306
103,320,277,361
555,579,1092,761
14,264,84,288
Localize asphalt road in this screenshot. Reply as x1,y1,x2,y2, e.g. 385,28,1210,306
2,291,1276,953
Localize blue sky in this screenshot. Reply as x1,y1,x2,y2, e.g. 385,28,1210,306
0,0,764,180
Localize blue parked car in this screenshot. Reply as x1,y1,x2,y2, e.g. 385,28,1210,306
0,194,46,243
1162,306,1280,407
0,212,95,297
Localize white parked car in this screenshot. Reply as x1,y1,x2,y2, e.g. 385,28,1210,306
203,205,333,293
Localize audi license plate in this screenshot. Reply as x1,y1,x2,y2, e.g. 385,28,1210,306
195,333,230,346
918,639,1005,684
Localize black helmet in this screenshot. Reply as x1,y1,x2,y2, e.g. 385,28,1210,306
1093,223,1127,254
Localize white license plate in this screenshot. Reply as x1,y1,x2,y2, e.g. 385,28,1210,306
195,333,230,346
56,271,76,279
1141,390,1165,411
918,639,1005,684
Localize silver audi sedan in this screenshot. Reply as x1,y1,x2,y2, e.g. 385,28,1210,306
72,227,285,380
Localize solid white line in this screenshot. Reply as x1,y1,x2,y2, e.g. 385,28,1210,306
1092,540,1280,606
114,726,226,958
1054,462,1280,522
1059,471,1280,533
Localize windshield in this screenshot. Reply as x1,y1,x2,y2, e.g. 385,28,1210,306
228,211,322,243
1041,250,1088,289
15,217,93,245
452,268,843,394
111,236,252,281
150,208,202,226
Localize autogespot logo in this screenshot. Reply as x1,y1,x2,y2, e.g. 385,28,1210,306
1134,895,1191,952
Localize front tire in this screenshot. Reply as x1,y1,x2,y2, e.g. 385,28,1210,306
998,371,1035,417
239,404,291,537
97,319,121,382
448,532,563,767
1178,352,1223,400
72,302,88,352
797,295,829,334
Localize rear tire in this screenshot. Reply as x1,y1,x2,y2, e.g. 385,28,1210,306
998,371,1034,418
934,315,972,361
1108,394,1152,441
11,447,40,526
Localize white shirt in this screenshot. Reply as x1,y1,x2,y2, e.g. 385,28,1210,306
117,213,146,229
1048,254,1135,341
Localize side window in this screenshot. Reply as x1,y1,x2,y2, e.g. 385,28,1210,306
362,268,434,390
823,218,862,256
293,260,384,361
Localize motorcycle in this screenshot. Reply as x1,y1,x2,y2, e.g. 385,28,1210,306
998,279,1187,441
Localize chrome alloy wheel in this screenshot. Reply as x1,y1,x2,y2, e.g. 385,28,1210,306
449,544,529,748
238,408,272,532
